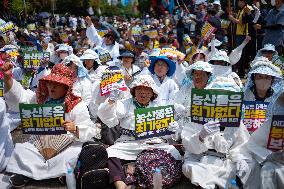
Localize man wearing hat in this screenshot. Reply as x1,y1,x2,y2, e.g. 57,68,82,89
85,16,120,61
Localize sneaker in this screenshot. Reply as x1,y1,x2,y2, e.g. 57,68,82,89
9,174,31,188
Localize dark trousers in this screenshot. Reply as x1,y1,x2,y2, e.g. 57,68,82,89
108,157,134,183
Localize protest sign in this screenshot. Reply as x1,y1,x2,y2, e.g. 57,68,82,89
159,48,185,60
0,22,15,34
201,22,216,40
242,101,268,133
0,80,3,97
100,70,127,96
23,51,50,69
135,105,175,140
267,115,284,151
132,26,142,36
98,29,109,37
144,29,158,39
19,103,66,135
22,46,37,52
59,33,69,43
191,88,243,127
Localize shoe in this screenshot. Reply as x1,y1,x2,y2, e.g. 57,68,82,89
9,174,30,188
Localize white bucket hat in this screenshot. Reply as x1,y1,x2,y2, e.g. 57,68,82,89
129,74,160,96
209,50,230,64
186,61,213,76
80,49,100,64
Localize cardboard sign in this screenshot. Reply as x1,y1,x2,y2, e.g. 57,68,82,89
0,80,3,97
243,101,269,133
0,22,15,34
100,71,127,96
267,115,284,151
19,104,66,135
144,29,158,39
201,22,216,40
191,88,243,127
132,26,142,36
135,105,175,140
23,51,50,69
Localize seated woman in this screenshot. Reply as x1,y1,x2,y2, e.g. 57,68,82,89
180,76,252,189
144,56,179,105
244,57,282,102
97,74,181,189
62,54,92,106
0,62,98,188
245,86,284,188
117,50,140,87
0,98,14,172
80,49,107,83
174,61,214,138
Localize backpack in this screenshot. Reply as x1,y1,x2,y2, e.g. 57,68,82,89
74,141,109,189
134,149,182,189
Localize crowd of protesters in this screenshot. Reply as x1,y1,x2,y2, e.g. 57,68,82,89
0,0,284,188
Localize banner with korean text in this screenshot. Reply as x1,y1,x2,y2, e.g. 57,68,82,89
23,51,50,69
267,115,284,151
135,105,175,140
19,104,66,135
100,70,127,96
191,88,243,127
242,101,269,133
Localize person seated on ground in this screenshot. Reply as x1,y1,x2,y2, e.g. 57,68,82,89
0,98,14,173
80,49,107,83
50,43,73,65
174,61,215,140
181,77,253,189
62,54,92,106
254,44,284,76
244,57,282,102
0,62,98,188
117,50,140,87
245,84,284,189
209,50,243,89
97,74,181,189
85,16,120,61
143,55,178,105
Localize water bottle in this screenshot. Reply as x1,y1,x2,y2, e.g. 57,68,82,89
227,179,239,189
66,162,76,189
153,168,163,189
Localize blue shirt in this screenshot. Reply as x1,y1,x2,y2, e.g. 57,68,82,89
263,4,284,47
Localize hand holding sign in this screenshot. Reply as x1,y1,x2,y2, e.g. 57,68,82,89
199,121,220,140
62,120,78,137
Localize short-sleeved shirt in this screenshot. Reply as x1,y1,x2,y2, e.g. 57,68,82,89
262,4,284,47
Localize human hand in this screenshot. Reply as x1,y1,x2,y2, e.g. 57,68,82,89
199,121,220,140
62,120,77,133
236,159,250,178
0,61,13,79
85,16,93,27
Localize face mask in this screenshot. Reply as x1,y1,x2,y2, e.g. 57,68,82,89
271,0,275,6
254,79,272,91
60,53,68,60
212,65,232,77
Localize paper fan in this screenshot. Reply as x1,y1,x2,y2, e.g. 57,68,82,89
30,135,74,160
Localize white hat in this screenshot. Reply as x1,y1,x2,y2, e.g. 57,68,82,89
250,57,282,78
208,39,222,47
209,50,230,64
129,74,159,96
213,0,221,6
80,49,100,64
195,0,206,5
62,54,82,66
56,44,73,55
260,44,276,52
186,61,213,75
